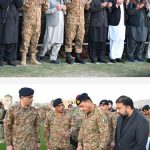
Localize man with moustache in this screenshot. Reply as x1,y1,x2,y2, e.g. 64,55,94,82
115,95,149,150
4,87,40,150
45,98,74,150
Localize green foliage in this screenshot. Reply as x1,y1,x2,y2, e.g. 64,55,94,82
0,60,150,77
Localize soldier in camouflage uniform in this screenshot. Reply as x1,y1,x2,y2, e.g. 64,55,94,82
142,105,150,150
4,87,40,150
68,106,84,150
64,0,92,64
75,93,109,150
99,100,117,150
20,0,48,66
0,102,6,143
45,98,75,150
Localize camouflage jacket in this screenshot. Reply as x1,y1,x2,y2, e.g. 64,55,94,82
23,0,48,23
65,0,90,24
145,114,150,136
45,110,75,149
4,103,40,150
78,108,109,150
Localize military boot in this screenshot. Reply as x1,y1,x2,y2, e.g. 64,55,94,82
30,53,41,65
75,53,85,64
21,53,27,66
66,52,73,64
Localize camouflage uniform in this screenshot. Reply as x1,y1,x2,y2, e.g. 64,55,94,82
0,108,6,143
21,0,48,57
69,107,84,150
78,108,109,150
45,110,74,150
144,114,150,135
104,110,117,150
4,103,40,150
65,0,90,53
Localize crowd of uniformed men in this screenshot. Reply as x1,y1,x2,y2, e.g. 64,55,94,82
0,87,150,150
0,0,150,66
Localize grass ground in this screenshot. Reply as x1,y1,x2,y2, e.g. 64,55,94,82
0,125,46,150
0,58,150,77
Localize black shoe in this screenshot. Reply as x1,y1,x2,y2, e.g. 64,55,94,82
66,56,73,64
75,57,85,64
91,60,96,63
110,59,117,63
38,56,45,62
116,58,125,63
98,59,108,63
7,61,16,66
50,60,59,64
66,52,73,64
135,57,144,62
127,57,134,62
147,59,150,63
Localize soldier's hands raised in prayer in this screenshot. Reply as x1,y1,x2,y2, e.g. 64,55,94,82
7,145,14,150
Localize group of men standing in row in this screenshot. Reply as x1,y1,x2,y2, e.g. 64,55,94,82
0,87,149,150
0,0,150,66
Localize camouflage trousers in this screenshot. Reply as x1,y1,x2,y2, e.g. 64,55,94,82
21,18,41,54
0,124,4,143
65,21,85,53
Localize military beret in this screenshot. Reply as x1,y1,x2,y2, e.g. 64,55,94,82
99,99,109,106
19,87,34,97
53,98,63,107
76,93,91,106
142,105,150,111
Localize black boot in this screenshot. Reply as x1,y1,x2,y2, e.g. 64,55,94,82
75,53,85,64
66,52,73,64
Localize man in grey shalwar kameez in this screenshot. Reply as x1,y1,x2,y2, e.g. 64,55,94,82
39,0,66,64
126,1,148,62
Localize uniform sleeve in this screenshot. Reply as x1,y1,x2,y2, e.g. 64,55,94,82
65,0,77,11
3,108,13,146
44,115,50,146
111,113,117,142
77,119,84,147
97,111,110,150
34,111,40,144
13,0,23,9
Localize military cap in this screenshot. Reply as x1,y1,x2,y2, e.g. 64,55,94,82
142,105,150,111
76,93,91,106
99,99,109,106
19,87,34,97
53,98,63,107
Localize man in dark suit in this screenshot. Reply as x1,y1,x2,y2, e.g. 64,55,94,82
0,0,23,66
115,95,149,150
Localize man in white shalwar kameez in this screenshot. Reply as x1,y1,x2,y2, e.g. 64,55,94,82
39,0,66,64
108,0,126,63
